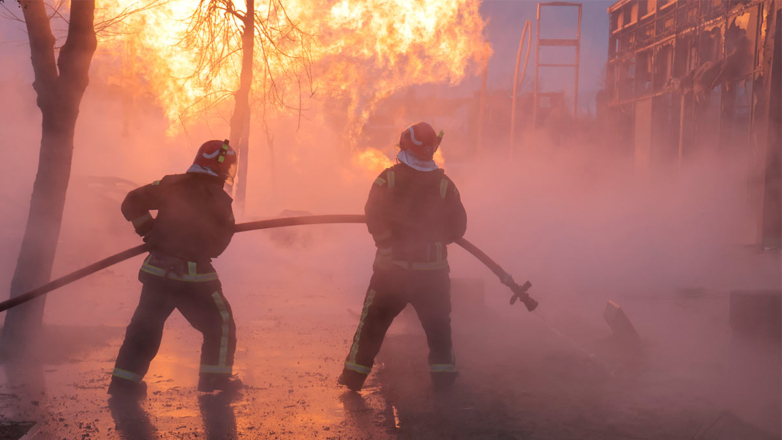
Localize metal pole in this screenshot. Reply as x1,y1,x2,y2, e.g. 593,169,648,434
574,4,582,118
235,114,250,216
532,4,542,138
510,21,532,156
476,41,490,156
678,92,686,171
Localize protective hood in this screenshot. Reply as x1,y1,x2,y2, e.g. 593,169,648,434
397,149,438,172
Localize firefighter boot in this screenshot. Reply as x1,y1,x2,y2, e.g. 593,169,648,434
108,379,148,400
198,375,243,393
431,372,458,393
338,369,368,392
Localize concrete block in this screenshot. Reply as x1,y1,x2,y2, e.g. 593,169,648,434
604,300,639,341
729,290,781,341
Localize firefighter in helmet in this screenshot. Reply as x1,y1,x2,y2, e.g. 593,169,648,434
109,140,240,399
339,122,467,392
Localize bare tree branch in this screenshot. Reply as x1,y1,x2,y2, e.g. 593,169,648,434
176,0,313,124
1,2,23,22
3,1,168,46
45,0,66,22
94,0,167,38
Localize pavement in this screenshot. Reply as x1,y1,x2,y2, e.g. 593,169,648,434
0,235,780,439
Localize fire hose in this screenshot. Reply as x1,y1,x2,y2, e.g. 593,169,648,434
0,215,538,314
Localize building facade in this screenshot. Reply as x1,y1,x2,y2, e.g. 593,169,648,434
605,0,781,247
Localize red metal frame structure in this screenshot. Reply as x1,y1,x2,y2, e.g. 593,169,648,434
532,2,583,131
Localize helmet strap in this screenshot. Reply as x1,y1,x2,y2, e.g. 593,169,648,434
218,139,230,163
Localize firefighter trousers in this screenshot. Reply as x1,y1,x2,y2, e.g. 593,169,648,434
343,267,456,379
111,279,237,385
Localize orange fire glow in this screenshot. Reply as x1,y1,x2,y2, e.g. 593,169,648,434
354,147,394,174
96,0,486,166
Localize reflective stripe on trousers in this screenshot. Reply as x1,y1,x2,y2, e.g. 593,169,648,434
112,367,143,383
200,291,232,375
430,349,457,373
430,364,457,373
345,289,376,375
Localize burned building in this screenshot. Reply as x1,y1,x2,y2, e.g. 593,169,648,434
605,0,781,248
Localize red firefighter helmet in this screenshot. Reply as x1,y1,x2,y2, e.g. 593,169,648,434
398,122,443,161
192,139,238,184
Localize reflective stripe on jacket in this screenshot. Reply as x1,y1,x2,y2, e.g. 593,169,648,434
366,163,467,271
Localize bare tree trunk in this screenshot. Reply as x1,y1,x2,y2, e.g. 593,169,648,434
262,117,275,207
1,0,97,356
228,0,254,215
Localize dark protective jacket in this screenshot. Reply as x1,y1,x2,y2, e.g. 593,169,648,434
121,173,235,283
366,163,467,271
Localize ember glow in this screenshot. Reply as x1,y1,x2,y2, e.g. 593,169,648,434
96,0,488,150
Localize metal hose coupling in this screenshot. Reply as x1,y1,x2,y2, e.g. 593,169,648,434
510,280,538,311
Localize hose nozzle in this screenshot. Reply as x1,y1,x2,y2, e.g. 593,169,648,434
510,280,538,311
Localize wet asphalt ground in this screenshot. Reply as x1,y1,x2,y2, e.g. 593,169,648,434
0,238,780,439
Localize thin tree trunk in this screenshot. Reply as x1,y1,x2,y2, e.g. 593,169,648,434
1,0,97,356
229,0,255,215
262,117,275,208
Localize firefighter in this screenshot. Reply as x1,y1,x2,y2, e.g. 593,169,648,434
339,122,467,392
108,140,240,399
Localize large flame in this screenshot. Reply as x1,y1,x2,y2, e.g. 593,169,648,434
95,0,487,163
294,0,487,143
